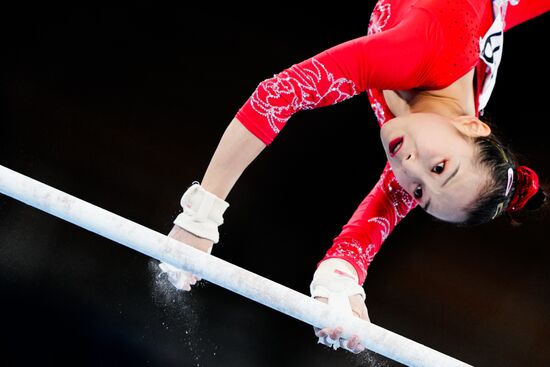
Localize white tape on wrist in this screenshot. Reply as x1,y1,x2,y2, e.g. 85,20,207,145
310,259,365,310
173,182,229,243
310,259,365,299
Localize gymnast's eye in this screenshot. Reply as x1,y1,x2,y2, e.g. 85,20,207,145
414,185,423,199
432,162,445,174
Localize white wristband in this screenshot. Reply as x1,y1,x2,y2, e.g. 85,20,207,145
310,259,366,309
173,182,229,243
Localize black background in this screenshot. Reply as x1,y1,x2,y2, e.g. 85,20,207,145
1,4,549,367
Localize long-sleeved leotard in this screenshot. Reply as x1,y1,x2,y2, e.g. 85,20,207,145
235,0,550,285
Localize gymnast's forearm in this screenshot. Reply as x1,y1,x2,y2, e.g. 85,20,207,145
163,117,265,285
199,117,266,200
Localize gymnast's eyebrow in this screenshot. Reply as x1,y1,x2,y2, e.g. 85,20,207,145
442,164,460,188
423,164,460,211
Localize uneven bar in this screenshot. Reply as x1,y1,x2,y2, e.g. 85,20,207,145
0,164,472,367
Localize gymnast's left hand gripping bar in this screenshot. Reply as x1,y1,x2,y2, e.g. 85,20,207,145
0,164,473,367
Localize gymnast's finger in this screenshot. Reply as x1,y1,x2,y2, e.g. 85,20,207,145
315,327,332,339
329,326,343,341
345,335,365,354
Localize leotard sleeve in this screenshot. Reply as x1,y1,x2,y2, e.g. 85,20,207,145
320,163,417,285
236,8,440,145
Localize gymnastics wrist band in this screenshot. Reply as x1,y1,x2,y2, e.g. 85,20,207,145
173,182,229,243
310,258,366,315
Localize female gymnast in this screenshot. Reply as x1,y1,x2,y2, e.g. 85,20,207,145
158,0,549,354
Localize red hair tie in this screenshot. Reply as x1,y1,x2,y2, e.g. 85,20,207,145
507,166,539,212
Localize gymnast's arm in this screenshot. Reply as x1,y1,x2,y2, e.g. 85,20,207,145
167,119,265,253
165,10,436,290
319,163,417,287
310,163,416,353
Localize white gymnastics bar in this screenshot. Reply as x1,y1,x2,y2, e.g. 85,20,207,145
0,164,473,367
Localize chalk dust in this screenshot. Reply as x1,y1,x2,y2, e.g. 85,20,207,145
147,259,214,366
354,350,392,367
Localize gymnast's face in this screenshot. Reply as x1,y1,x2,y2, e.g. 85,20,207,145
380,112,492,222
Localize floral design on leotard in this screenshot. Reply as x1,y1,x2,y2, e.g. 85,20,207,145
324,239,370,279
249,58,359,135
368,217,391,242
366,1,394,127
365,243,377,265
382,166,416,220
367,89,386,124
368,0,392,35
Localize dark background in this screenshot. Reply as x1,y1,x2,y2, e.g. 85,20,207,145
1,4,549,367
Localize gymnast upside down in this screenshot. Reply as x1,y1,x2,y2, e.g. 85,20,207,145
158,0,549,354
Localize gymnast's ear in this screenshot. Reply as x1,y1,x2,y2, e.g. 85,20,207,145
452,115,492,137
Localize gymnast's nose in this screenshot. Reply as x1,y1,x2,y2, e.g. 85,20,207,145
402,152,422,176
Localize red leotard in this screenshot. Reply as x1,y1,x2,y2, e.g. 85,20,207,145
235,0,550,285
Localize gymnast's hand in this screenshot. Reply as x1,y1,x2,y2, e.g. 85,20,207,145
313,294,369,354
159,225,214,291
309,259,369,354
158,183,229,291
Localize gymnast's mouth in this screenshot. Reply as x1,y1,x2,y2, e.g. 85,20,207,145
389,137,403,157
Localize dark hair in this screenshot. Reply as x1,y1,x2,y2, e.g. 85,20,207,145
459,134,547,226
